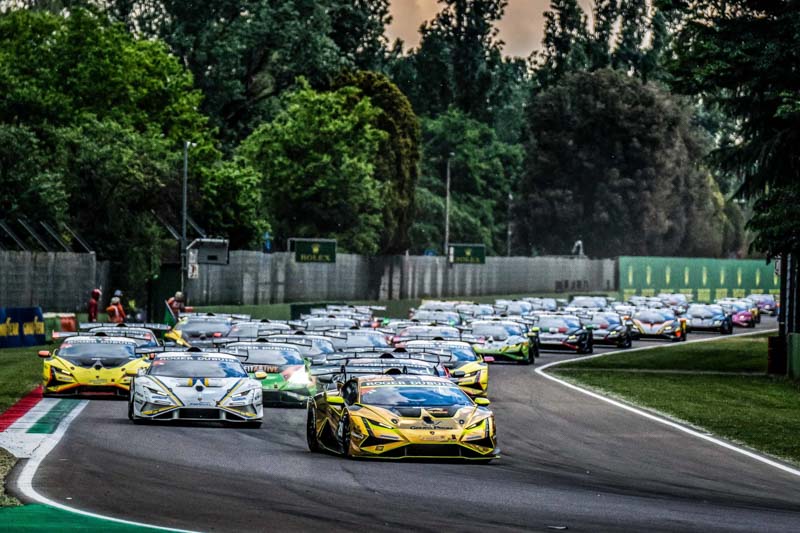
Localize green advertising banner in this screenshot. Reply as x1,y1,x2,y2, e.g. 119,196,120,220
292,239,336,263
618,256,779,302
448,244,486,264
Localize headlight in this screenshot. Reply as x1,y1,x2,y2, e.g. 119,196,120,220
566,335,577,341
287,370,311,386
465,419,486,431
54,367,72,376
366,418,394,430
713,320,721,325
608,331,618,336
663,326,673,331
143,385,172,404
229,388,256,404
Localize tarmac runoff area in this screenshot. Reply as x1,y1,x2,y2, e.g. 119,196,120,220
4,318,800,532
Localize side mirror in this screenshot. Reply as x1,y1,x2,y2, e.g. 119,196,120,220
254,371,268,380
327,395,345,405
474,397,490,406
482,356,495,363
451,370,466,378
38,350,50,358
125,368,140,377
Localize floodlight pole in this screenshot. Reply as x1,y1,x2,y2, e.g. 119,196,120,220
444,152,454,257
181,141,191,292
507,192,513,257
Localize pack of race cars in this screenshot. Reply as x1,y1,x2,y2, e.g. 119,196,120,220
36,292,776,462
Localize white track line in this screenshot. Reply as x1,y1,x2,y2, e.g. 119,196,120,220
15,401,198,533
536,328,800,478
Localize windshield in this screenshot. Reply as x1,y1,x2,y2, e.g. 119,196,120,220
148,358,247,378
344,333,390,348
570,297,603,308
240,349,303,366
687,305,715,318
90,329,157,347
412,311,459,324
586,315,620,328
634,311,669,323
174,320,231,336
471,324,523,340
538,317,580,331
58,342,137,367
407,343,477,362
360,384,471,407
398,327,459,339
306,318,356,329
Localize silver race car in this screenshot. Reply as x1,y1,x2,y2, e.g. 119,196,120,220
128,352,264,426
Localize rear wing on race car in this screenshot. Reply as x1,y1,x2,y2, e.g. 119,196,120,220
178,312,251,320
78,322,171,332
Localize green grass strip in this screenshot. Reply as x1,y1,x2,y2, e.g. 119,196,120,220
558,332,772,373
554,371,800,464
27,400,82,434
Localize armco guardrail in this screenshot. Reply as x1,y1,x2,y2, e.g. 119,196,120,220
184,252,617,305
618,256,779,301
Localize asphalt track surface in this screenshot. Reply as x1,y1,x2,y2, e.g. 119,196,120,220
13,318,800,532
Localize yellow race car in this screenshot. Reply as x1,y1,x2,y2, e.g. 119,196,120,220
401,340,489,397
38,336,148,397
307,375,498,461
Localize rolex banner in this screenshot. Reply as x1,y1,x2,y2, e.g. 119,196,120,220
618,256,780,302
293,240,336,263
448,244,486,265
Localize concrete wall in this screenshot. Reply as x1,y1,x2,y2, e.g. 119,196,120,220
0,251,109,311
185,252,617,306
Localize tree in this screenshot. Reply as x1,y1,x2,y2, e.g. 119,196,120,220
537,0,589,87
105,0,345,147
410,108,523,254
515,69,742,258
392,0,509,123
239,80,387,255
333,71,420,254
328,0,392,70
664,0,800,334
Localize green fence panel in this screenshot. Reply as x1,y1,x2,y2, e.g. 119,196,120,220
618,256,780,302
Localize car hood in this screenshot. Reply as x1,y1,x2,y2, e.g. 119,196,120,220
142,375,254,403
355,403,491,430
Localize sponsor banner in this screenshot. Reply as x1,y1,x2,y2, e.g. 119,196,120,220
293,239,336,263
619,256,780,302
448,244,486,265
0,307,46,348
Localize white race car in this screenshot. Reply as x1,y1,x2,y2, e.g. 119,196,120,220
128,352,264,426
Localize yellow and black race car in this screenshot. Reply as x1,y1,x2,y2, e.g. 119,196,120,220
38,336,148,397
402,340,489,397
307,375,498,461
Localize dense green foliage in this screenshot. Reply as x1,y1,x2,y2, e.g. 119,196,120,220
332,71,420,253
664,0,800,259
0,9,212,288
515,69,742,257
410,109,522,254
3,0,789,300
239,81,387,255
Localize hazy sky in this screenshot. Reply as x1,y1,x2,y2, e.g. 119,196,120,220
388,0,593,58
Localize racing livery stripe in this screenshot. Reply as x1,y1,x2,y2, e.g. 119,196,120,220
27,400,83,434
0,386,43,432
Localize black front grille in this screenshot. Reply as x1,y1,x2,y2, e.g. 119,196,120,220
178,408,221,420
379,443,490,459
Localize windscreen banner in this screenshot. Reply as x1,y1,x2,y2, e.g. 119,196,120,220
618,256,780,302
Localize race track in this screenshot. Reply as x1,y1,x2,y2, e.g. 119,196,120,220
14,318,800,532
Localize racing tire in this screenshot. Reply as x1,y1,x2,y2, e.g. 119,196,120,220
306,406,320,453
618,336,632,349
721,322,733,335
339,413,352,458
520,349,534,366
128,402,146,425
